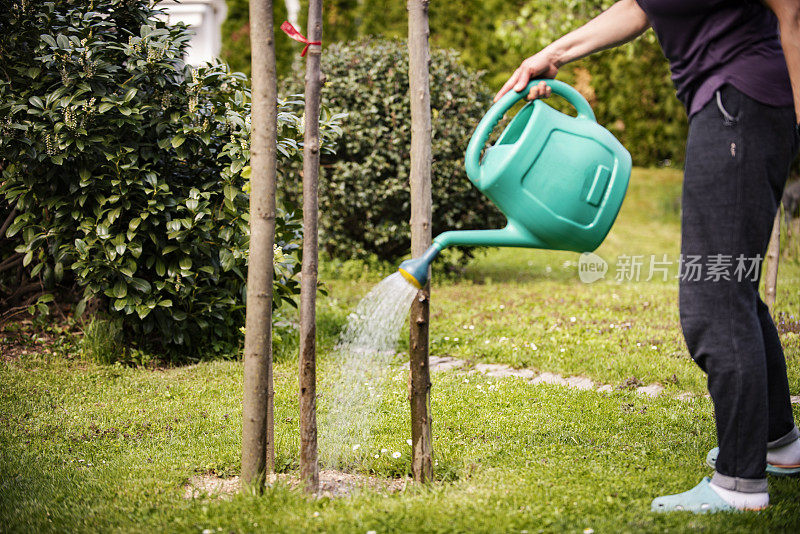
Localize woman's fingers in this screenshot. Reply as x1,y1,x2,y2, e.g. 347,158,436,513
526,80,552,100
493,68,522,102
512,66,533,93
495,67,553,103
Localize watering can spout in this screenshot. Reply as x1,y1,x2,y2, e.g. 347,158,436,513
397,225,548,288
398,243,442,289
433,225,547,251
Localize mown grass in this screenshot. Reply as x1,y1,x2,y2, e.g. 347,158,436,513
2,167,800,532
2,355,799,532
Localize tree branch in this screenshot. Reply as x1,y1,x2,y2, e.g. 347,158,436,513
0,292,42,325
1,280,42,304
0,209,18,239
0,253,23,273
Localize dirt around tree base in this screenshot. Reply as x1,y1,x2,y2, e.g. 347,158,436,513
184,470,409,500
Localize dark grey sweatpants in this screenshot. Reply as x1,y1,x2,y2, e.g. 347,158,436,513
680,84,800,493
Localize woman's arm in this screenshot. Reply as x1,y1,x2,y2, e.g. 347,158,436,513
763,0,800,122
494,0,650,102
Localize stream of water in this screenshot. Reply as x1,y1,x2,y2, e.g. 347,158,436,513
319,272,418,467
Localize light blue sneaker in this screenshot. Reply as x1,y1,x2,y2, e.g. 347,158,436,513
706,447,800,476
651,477,736,513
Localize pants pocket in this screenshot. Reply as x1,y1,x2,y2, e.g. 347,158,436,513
715,85,742,127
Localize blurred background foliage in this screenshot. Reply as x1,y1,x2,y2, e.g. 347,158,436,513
222,0,688,167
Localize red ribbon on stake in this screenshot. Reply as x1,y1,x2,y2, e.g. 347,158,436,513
280,21,321,57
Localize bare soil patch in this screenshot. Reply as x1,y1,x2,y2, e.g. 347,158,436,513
0,319,78,362
184,470,409,500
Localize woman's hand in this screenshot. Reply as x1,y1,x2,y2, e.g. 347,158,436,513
493,52,559,103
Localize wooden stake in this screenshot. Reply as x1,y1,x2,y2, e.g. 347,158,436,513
242,0,278,490
407,0,433,483
765,209,781,312
299,0,323,494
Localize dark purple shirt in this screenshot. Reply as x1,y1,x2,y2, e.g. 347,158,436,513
635,0,793,116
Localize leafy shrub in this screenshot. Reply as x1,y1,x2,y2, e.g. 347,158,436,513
0,0,338,356
282,39,506,263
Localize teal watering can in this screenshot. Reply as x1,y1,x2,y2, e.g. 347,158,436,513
398,79,631,289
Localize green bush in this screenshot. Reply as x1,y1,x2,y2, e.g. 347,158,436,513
282,39,506,263
0,0,338,356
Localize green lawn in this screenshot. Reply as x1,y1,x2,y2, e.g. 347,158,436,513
2,167,800,533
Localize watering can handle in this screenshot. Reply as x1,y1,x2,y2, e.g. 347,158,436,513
465,79,596,180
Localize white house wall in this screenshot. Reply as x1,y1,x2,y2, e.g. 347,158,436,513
156,0,228,66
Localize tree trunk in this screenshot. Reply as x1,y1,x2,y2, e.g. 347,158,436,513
299,0,323,494
407,0,433,483
765,209,781,312
241,0,278,490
